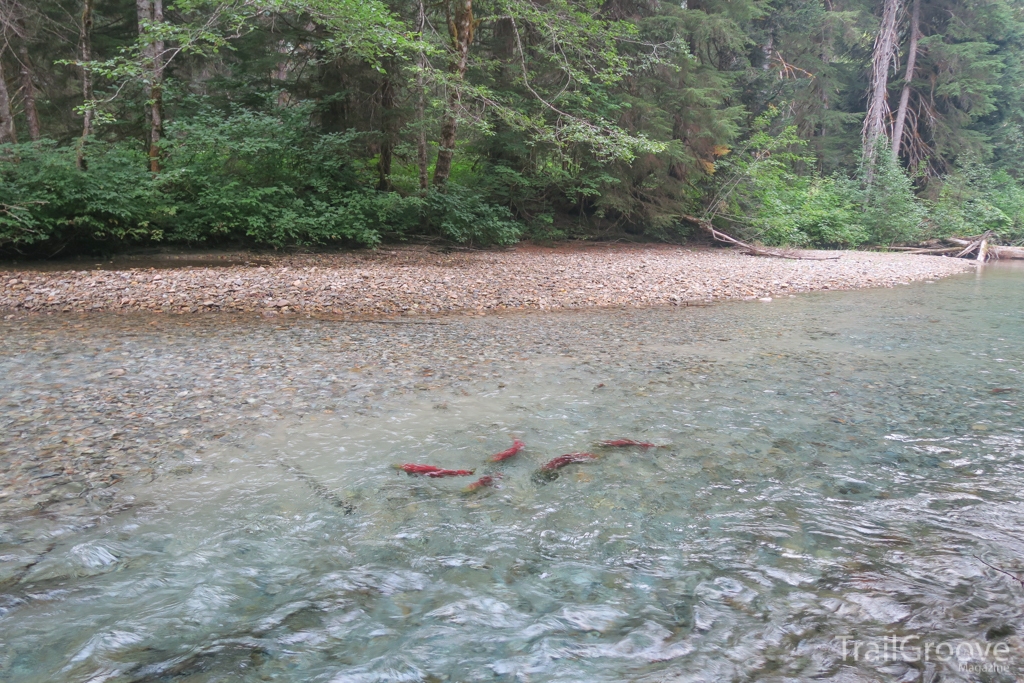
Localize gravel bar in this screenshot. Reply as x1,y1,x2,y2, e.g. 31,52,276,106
0,245,972,318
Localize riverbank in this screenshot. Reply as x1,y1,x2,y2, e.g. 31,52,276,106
0,245,972,317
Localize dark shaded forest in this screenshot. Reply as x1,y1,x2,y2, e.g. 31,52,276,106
1,0,1023,255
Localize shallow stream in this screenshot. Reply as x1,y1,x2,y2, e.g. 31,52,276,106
2,264,1023,682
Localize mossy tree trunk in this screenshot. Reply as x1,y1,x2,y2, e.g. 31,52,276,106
432,0,474,188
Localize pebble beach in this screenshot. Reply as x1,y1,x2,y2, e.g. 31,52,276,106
0,245,972,317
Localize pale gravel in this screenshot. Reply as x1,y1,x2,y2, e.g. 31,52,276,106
0,245,972,318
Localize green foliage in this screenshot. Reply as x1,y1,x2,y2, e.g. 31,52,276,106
708,113,924,248
732,166,870,249
0,141,166,251
723,119,818,246
709,111,866,247
422,186,522,246
794,176,870,248
157,104,384,247
929,160,1024,242
0,105,524,252
906,0,1022,172
74,0,419,121
0,107,402,252
11,0,1024,253
860,147,927,246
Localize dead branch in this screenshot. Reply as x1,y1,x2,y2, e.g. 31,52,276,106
771,50,815,81
681,215,840,260
955,239,983,259
948,231,994,259
974,554,1024,590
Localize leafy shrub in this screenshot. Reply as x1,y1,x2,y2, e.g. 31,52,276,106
711,118,812,245
0,104,526,254
793,175,870,248
0,141,165,252
716,117,869,247
158,105,385,247
745,173,869,248
928,159,1024,242
422,185,522,245
712,113,928,248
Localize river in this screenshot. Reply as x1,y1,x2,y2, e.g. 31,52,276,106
1,264,1022,682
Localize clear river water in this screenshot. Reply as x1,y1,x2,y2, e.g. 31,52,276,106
2,263,1023,682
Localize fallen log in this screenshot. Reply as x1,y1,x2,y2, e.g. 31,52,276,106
899,246,963,254
895,233,1023,260
681,215,840,260
990,245,1024,260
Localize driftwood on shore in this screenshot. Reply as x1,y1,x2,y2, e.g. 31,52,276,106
680,215,840,260
894,232,1024,261
679,214,1023,262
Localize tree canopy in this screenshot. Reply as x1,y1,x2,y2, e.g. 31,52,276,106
2,0,1024,253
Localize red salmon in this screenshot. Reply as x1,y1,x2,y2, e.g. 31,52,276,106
541,453,597,471
490,438,526,462
599,439,663,448
462,474,501,493
393,464,445,475
425,468,476,478
394,464,476,477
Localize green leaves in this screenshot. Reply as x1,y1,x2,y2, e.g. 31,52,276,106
279,0,424,66
0,101,525,251
703,112,923,248
155,103,385,246
68,0,421,124
0,141,168,250
15,0,1024,251
929,159,1024,241
859,141,926,246
422,186,522,245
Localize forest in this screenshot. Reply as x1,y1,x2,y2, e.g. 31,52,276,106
1,0,1023,255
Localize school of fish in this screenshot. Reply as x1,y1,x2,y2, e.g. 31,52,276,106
392,436,668,491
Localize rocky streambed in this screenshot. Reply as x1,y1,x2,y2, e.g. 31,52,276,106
0,246,974,541
3,263,1024,682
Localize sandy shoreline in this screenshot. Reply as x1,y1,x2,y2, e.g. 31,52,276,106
0,245,972,317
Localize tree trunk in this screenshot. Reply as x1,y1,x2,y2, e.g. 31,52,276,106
416,0,429,192
377,66,395,191
274,40,293,106
891,0,919,160
862,0,901,175
150,81,163,172
77,0,94,170
433,106,458,187
432,0,474,187
18,45,40,141
0,56,16,144
150,0,164,173
138,0,164,173
976,234,989,262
